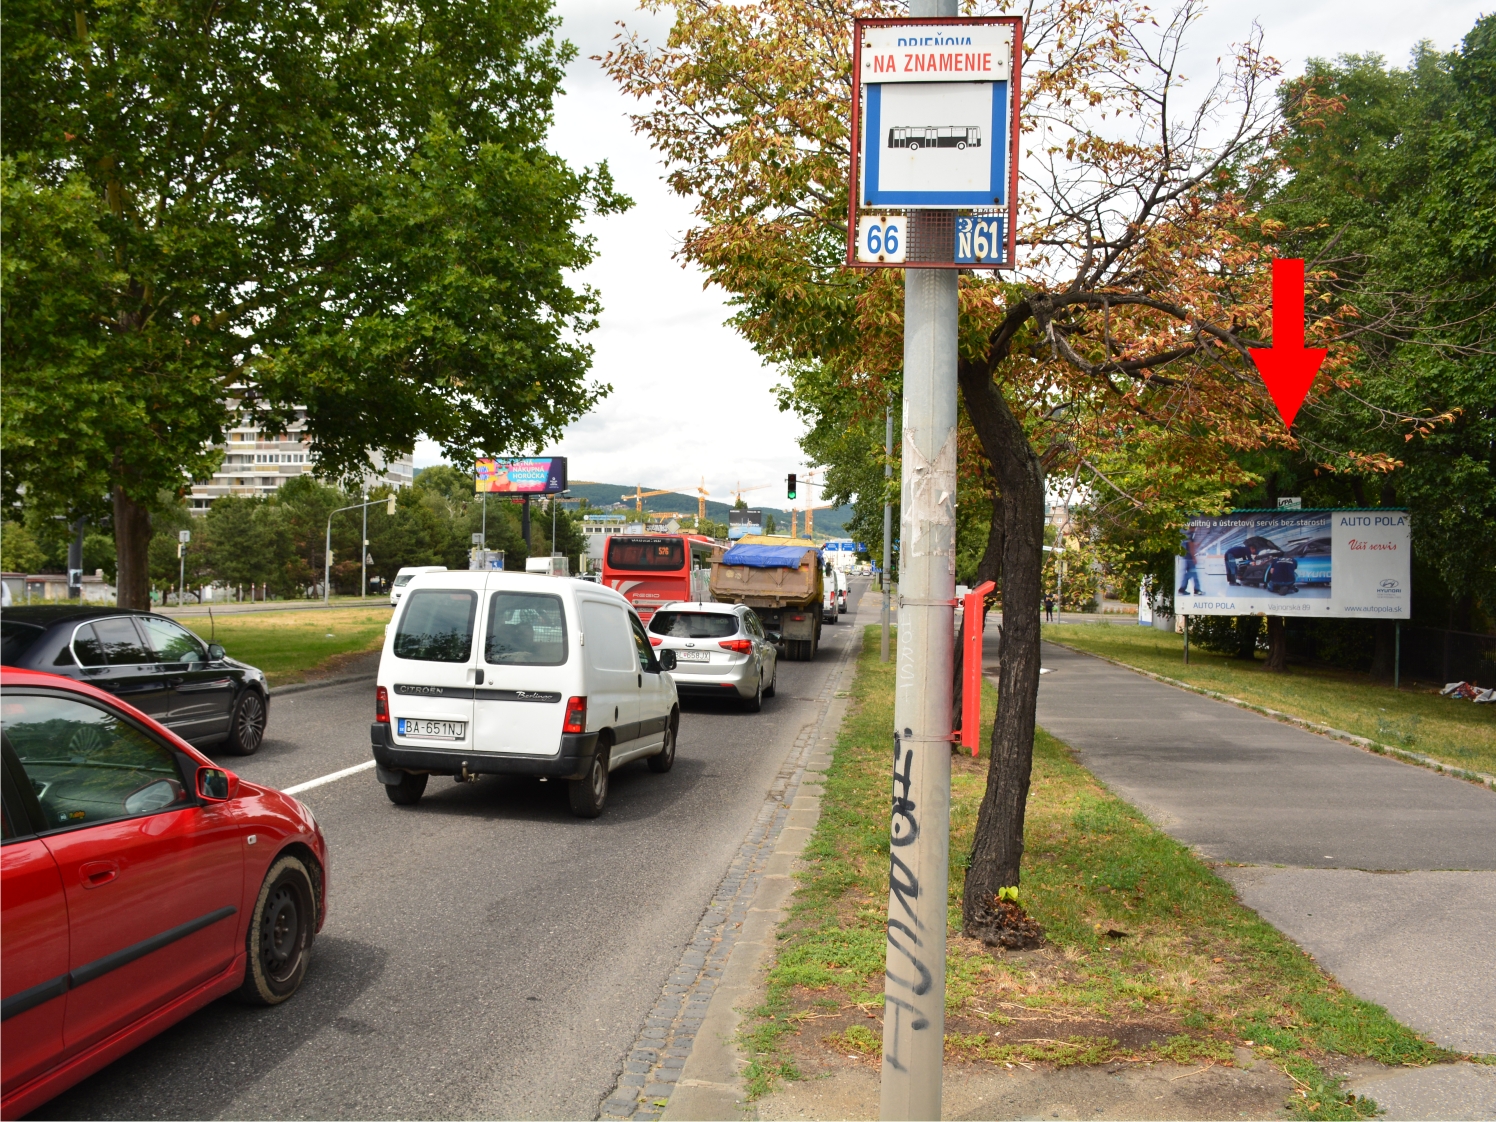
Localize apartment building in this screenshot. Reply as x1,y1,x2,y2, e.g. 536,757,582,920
188,409,414,510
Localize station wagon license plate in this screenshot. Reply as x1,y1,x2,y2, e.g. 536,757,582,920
397,718,466,740
675,650,711,662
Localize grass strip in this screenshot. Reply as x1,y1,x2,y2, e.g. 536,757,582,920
177,606,391,686
743,625,1455,1119
1043,622,1496,778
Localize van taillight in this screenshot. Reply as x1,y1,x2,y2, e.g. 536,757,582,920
375,686,389,723
563,696,587,734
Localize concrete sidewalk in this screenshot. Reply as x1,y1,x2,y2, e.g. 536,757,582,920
1025,639,1496,1113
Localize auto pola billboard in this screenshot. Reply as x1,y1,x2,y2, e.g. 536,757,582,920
1174,509,1410,618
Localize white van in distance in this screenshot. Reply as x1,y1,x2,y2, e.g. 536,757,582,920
390,565,447,607
371,571,679,817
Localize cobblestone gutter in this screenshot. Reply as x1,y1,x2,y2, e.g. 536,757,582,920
598,627,861,1121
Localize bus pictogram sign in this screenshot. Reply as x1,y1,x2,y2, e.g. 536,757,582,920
847,16,1022,271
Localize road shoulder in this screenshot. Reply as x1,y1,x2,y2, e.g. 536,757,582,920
597,611,866,1122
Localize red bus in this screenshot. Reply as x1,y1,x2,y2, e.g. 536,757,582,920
602,534,716,623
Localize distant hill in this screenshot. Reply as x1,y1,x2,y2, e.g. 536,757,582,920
410,470,859,541
567,482,857,541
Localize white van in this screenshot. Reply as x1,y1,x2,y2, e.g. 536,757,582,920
370,571,679,817
390,565,448,607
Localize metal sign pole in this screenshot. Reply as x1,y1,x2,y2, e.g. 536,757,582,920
879,0,961,1076
882,394,893,663
881,261,958,1122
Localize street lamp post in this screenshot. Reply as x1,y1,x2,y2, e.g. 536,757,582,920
326,494,393,604
882,393,893,663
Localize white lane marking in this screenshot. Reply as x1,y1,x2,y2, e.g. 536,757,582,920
283,759,376,795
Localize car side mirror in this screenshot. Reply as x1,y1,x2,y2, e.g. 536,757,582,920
197,766,238,801
658,649,677,672
207,643,226,660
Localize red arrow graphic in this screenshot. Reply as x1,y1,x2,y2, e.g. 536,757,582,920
1250,258,1327,429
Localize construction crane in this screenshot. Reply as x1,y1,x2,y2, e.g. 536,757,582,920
696,477,710,522
621,485,674,512
802,501,838,539
728,481,771,505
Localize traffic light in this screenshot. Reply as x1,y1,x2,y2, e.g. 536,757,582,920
386,493,397,515
787,473,797,500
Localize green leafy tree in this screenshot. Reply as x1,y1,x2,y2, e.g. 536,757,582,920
2,0,628,607
1,521,47,573
1265,22,1496,630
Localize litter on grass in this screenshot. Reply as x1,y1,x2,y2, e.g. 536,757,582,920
1441,681,1496,703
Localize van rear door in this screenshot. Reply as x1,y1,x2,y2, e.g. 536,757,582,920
581,599,638,748
472,588,571,757
388,582,481,750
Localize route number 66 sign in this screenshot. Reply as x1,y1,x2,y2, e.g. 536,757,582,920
857,215,907,263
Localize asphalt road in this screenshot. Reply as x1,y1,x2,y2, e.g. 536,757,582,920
38,582,871,1121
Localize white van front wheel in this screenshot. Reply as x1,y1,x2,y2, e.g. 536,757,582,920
569,743,610,818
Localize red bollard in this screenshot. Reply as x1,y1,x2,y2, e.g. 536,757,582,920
961,580,996,756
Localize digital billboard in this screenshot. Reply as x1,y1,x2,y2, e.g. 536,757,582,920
475,457,567,495
1175,509,1409,618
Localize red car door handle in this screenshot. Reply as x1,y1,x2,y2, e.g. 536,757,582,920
80,860,119,888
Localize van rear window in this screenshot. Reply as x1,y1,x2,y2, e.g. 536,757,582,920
394,590,477,662
486,592,567,666
607,537,684,572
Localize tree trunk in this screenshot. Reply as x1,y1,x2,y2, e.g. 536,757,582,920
952,487,1005,734
1233,615,1260,660
1371,620,1395,680
113,485,153,609
1265,615,1288,672
957,359,1045,937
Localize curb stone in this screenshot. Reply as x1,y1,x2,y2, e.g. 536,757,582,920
597,615,867,1122
1042,640,1496,792
270,672,377,697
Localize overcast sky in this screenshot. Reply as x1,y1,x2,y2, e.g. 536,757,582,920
413,0,1488,504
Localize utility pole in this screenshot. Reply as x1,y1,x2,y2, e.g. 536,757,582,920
880,49,959,1122
882,394,893,663
361,485,368,600
67,517,85,600
177,530,191,608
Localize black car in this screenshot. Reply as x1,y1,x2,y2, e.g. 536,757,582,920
0,607,269,754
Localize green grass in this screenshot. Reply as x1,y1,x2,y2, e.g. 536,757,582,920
178,606,391,685
1044,622,1496,778
742,626,1455,1117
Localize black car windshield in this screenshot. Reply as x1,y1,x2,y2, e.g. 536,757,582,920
0,620,45,665
649,611,740,639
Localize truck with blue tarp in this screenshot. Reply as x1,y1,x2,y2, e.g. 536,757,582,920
709,540,824,660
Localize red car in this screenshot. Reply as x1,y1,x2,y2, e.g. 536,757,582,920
1,668,328,1118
